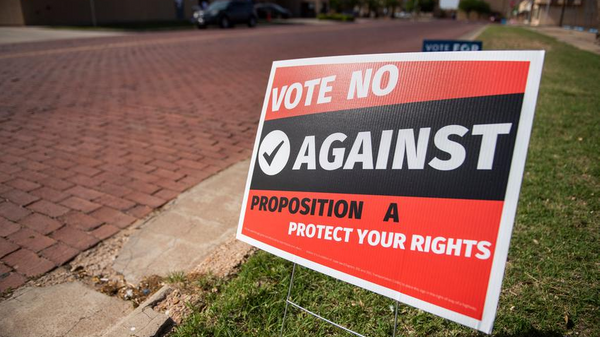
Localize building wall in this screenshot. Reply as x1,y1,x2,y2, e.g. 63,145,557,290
279,0,303,16
530,0,598,28
0,0,25,25
95,0,177,23
184,0,199,19
15,0,195,26
2,0,325,26
486,0,512,16
256,0,328,17
20,0,93,25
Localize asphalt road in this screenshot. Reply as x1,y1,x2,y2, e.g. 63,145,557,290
0,19,482,291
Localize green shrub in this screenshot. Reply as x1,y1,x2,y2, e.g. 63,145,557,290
459,0,490,16
404,0,435,12
316,13,355,21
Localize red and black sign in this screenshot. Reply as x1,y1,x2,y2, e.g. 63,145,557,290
237,52,545,333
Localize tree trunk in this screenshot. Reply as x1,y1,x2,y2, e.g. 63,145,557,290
597,0,600,45
559,0,567,26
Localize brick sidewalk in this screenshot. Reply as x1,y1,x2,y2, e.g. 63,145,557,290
0,20,482,292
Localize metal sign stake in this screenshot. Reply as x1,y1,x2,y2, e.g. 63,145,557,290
393,300,399,337
280,263,401,337
279,263,296,337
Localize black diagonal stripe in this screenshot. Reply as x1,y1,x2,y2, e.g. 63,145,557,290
251,94,524,201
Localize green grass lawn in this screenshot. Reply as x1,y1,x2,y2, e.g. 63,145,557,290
171,26,600,336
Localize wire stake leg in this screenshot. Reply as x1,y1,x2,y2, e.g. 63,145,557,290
279,263,398,337
280,263,297,337
392,300,399,337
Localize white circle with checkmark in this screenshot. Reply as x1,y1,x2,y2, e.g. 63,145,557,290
258,130,291,176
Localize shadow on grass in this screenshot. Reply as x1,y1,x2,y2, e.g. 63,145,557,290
495,327,563,337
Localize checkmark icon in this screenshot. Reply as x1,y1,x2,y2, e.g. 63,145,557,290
258,130,290,176
263,140,285,166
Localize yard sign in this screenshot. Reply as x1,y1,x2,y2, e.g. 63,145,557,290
422,39,483,52
237,51,544,333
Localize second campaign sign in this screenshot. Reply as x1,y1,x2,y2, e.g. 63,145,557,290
237,51,545,333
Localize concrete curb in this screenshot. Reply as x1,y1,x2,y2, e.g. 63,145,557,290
0,282,132,337
102,285,174,337
459,24,488,41
113,160,250,284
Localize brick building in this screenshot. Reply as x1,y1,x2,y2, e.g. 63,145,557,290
525,0,598,29
0,0,199,26
0,0,329,26
261,0,329,17
453,0,597,29
486,0,513,16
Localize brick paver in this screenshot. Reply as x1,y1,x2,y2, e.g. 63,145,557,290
51,226,99,251
0,272,27,292
0,218,19,237
0,238,19,258
20,213,62,234
0,20,480,292
3,249,55,277
40,243,79,265
7,228,56,252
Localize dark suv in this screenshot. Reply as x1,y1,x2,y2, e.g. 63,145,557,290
194,0,257,29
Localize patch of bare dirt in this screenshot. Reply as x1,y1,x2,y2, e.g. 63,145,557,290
15,209,254,326
30,227,164,307
192,237,255,277
154,237,255,324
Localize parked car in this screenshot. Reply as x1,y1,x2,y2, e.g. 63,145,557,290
393,11,412,19
254,3,291,19
193,0,257,29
